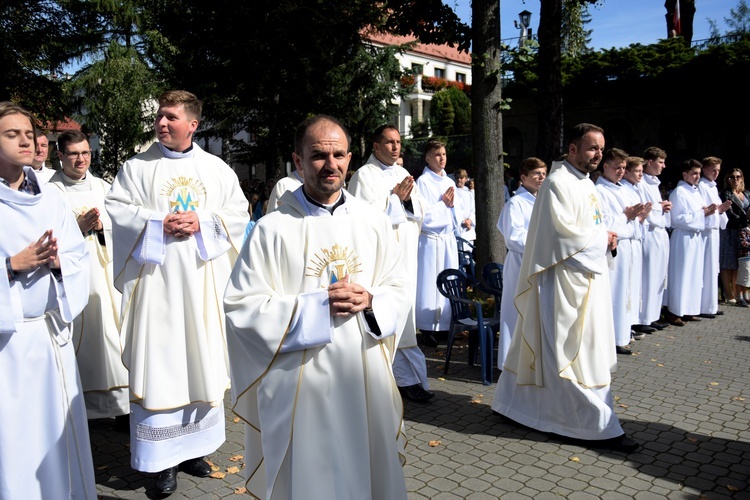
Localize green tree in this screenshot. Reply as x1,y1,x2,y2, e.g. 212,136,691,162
709,0,750,37
472,0,505,270
430,90,456,136
446,86,472,134
0,0,102,122
140,0,469,178
66,42,161,177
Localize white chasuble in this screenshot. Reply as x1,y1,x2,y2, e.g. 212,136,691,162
49,171,129,418
225,188,410,500
493,161,624,441
0,168,96,499
105,142,249,471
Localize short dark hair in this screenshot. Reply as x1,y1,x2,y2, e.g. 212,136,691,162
373,124,400,144
643,146,667,161
566,123,604,148
423,138,445,155
57,129,89,153
158,90,202,120
602,147,629,164
519,157,547,176
293,115,351,155
681,158,702,173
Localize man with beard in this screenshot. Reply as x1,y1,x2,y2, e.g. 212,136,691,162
492,123,638,453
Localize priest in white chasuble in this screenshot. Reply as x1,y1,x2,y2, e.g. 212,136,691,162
105,90,249,495
493,123,638,453
48,129,129,423
225,115,410,500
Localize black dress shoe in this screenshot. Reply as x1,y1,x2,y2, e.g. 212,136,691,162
650,321,669,330
398,384,435,403
632,324,657,333
615,345,633,355
155,466,178,495
113,414,130,433
698,313,716,319
594,434,639,452
418,331,438,348
179,457,212,477
715,310,725,316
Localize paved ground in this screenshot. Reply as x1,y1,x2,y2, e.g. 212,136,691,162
92,305,750,499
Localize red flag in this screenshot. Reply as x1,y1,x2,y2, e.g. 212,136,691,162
673,0,682,35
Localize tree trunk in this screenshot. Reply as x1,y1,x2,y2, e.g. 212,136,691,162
536,0,564,162
471,0,505,275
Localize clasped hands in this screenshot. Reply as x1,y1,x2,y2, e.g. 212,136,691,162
77,207,103,233
163,211,200,239
392,176,414,202
329,275,373,317
10,229,60,272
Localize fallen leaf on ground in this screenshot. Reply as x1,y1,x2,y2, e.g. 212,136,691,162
234,487,248,494
428,440,441,447
731,396,745,401
727,484,739,492
228,455,244,462
688,436,698,442
227,466,240,474
618,404,629,408
210,471,226,479
709,382,719,386
233,417,241,423
657,363,664,367
569,456,580,462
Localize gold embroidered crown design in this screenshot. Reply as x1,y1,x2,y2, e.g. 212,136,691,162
306,243,362,282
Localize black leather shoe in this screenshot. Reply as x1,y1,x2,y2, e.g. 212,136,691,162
632,324,657,333
715,310,725,316
682,315,701,321
595,434,639,452
113,414,130,433
155,466,178,495
698,313,716,319
179,457,212,477
616,345,633,355
650,321,669,330
419,332,438,348
398,384,435,403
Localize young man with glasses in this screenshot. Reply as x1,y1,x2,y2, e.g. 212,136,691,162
48,130,130,430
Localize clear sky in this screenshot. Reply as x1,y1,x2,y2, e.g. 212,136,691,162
445,0,735,50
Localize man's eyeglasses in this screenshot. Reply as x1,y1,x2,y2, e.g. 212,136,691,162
728,175,743,180
64,151,92,159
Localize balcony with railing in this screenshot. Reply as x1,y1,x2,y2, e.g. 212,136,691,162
401,74,471,100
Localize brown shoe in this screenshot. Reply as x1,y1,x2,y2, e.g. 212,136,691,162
666,312,685,327
682,315,701,321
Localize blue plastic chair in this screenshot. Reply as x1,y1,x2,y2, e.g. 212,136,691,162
437,268,499,385
479,262,504,321
456,236,476,279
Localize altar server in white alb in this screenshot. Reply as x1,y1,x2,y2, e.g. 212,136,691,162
454,168,476,243
347,124,434,403
266,165,303,212
493,123,638,453
666,159,718,324
415,138,459,340
640,147,673,328
698,156,731,317
48,130,129,426
595,148,648,354
495,156,546,370
224,115,410,500
105,90,249,496
0,102,96,499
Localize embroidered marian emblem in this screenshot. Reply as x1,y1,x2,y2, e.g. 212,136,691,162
161,176,206,212
306,243,362,285
590,194,603,225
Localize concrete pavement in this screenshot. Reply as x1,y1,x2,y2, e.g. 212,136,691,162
92,304,750,499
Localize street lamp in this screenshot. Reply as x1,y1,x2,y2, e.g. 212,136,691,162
514,10,532,46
